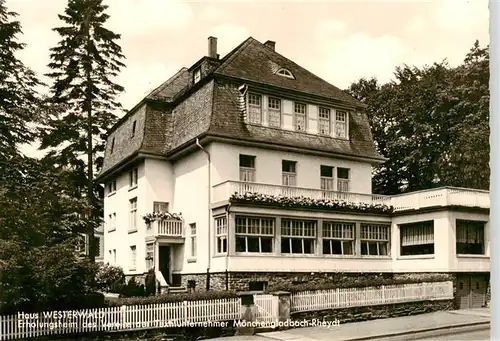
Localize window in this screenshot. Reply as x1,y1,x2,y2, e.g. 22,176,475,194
215,216,228,254
108,213,116,232
400,221,434,256
76,233,89,255
239,155,256,182
235,216,274,253
322,222,354,255
249,281,268,291
361,224,390,256
145,243,154,270
107,180,116,194
335,111,347,138
277,68,294,78
456,220,485,255
193,68,201,83
294,102,307,131
248,93,262,124
268,97,281,128
130,245,137,271
129,168,138,187
129,198,137,232
319,108,331,135
110,137,115,154
153,202,169,213
131,121,136,137
337,168,349,193
320,165,334,194
282,160,297,187
190,223,197,258
281,219,316,254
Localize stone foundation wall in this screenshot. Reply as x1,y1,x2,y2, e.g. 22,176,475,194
180,273,228,291
292,299,454,324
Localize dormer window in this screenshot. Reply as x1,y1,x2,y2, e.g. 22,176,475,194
335,111,348,138
277,68,294,79
193,67,201,83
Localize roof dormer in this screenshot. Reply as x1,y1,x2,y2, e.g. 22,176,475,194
276,68,294,79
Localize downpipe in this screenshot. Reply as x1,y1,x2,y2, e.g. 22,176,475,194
225,203,232,291
196,138,211,290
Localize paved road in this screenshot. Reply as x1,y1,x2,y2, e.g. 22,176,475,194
376,325,490,341
418,328,489,340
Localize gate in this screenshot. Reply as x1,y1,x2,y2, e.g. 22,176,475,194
457,274,487,309
254,294,279,324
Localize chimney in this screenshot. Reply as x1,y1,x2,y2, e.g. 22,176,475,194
264,40,275,51
208,36,218,58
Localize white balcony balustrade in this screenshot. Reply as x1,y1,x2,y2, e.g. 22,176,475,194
145,219,184,238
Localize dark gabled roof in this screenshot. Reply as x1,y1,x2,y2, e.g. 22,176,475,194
98,37,383,180
214,37,364,108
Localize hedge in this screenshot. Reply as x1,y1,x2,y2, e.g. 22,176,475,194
106,290,239,307
265,274,452,293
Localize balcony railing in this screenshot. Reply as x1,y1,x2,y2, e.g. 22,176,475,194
212,180,390,206
212,181,490,211
146,219,184,238
391,187,490,211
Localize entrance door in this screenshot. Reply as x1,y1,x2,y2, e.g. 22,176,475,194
159,245,170,285
456,274,487,309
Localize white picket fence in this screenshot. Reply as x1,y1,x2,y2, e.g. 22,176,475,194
0,298,240,341
254,294,279,324
290,281,454,313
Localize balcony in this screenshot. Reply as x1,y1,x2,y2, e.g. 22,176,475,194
212,181,490,213
391,187,490,212
212,180,391,207
145,219,184,239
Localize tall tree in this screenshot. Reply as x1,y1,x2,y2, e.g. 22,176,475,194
0,0,42,159
40,0,125,261
347,41,489,194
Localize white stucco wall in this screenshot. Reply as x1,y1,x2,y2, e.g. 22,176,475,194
209,142,372,194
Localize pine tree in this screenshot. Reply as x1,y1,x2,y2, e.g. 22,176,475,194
0,0,42,159
41,0,125,261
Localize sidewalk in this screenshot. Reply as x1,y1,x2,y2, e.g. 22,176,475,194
210,308,490,341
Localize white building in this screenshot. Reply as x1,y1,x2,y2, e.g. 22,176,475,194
96,37,490,309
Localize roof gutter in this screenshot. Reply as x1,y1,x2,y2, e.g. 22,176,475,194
196,138,212,291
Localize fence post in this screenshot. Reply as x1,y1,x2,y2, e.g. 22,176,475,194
120,305,127,328
183,301,188,321
273,291,291,323
381,285,386,304
235,292,256,336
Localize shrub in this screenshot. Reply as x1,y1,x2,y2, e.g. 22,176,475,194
120,276,146,298
144,270,156,296
265,276,452,293
107,290,239,307
95,263,125,293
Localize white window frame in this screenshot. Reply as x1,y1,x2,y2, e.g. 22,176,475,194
130,245,137,271
215,216,228,254
145,243,154,270
239,155,256,182
360,224,390,256
319,107,331,135
322,222,354,255
153,201,169,213
281,219,316,255
456,220,486,255
129,198,137,232
335,110,348,138
282,160,297,187
400,221,435,256
247,93,262,124
235,216,275,253
294,102,307,131
76,233,89,255
320,165,334,193
337,167,350,193
194,68,201,83
129,168,138,188
277,68,294,79
268,97,281,128
108,212,116,232
190,223,197,258
107,180,116,195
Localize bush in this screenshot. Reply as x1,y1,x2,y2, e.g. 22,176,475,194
120,276,146,298
144,270,156,296
107,290,239,307
95,263,125,293
265,275,452,293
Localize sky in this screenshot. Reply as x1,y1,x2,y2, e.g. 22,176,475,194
5,0,489,157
